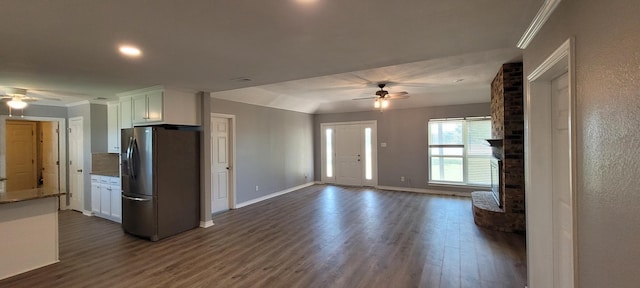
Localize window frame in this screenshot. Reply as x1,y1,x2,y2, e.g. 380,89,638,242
427,117,492,187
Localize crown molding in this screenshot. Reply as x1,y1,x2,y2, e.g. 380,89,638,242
65,100,90,107
517,0,563,49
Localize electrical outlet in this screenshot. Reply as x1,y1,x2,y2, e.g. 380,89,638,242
400,176,405,182
304,174,308,179
255,185,259,191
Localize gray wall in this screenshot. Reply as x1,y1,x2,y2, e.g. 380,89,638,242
314,103,490,190
210,98,314,204
523,0,640,286
90,104,108,153
0,104,67,118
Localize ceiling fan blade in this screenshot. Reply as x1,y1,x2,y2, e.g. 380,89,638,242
388,91,408,96
352,96,377,100
388,95,410,100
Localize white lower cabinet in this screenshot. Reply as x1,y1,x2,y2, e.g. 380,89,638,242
90,175,122,223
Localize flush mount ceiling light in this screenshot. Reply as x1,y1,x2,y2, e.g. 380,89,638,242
119,45,142,57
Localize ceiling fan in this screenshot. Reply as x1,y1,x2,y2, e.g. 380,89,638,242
352,83,409,110
1,87,62,110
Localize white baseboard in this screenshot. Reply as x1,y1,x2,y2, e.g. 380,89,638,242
82,210,94,217
375,185,471,197
200,220,214,228
235,182,315,209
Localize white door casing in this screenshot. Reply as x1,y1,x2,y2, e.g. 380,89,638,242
68,117,84,212
525,38,577,288
211,116,230,213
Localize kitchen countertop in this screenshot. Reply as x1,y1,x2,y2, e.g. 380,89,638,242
90,171,120,177
0,188,66,204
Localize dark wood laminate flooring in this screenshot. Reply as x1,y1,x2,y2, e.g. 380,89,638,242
0,185,526,288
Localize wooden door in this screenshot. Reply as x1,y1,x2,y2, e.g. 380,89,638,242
40,121,59,191
6,121,37,192
211,117,230,213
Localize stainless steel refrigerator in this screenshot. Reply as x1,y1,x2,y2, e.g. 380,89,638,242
121,126,200,241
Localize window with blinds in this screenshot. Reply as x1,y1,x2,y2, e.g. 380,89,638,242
428,117,492,186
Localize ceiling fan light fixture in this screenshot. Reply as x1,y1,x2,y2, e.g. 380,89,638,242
7,97,28,109
374,98,381,108
381,99,389,109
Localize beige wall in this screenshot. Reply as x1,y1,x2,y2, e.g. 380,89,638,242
524,0,640,286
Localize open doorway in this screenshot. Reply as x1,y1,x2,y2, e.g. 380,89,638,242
4,120,59,192
0,116,67,199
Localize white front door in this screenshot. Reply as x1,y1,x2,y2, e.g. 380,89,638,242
41,121,59,191
68,117,84,212
552,72,574,288
335,124,363,186
322,121,377,186
211,116,230,214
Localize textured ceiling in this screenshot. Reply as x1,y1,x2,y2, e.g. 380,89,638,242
0,0,543,112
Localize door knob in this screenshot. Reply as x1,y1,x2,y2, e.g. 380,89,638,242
0,178,7,182
77,169,83,173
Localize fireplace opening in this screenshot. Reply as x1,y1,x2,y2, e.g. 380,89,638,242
490,157,502,208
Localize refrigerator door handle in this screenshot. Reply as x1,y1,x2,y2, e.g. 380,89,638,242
122,195,152,202
130,138,138,180
126,136,135,179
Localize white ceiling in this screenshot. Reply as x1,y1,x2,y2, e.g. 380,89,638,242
0,0,543,113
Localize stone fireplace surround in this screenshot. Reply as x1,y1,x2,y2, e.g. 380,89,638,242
472,63,525,233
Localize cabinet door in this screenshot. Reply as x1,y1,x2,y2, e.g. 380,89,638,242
146,90,163,122
110,184,122,222
100,185,111,216
91,183,101,214
107,103,120,153
132,94,148,124
120,96,133,129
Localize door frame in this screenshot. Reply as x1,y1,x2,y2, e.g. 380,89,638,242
0,116,67,197
525,37,578,287
320,120,378,186
68,116,84,212
210,113,237,210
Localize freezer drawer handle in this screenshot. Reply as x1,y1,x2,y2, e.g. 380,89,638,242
122,195,151,202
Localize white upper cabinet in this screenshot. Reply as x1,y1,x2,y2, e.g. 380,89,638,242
120,96,133,129
118,86,199,126
107,102,120,153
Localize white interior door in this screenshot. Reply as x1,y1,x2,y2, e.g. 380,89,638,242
41,121,59,191
335,124,363,186
211,116,230,214
552,72,574,288
68,117,84,211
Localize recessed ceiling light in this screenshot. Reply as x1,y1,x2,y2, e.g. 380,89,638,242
119,45,142,57
295,0,317,4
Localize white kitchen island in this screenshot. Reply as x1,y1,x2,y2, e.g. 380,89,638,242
0,188,63,280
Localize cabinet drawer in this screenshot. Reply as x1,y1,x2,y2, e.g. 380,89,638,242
108,177,121,186
99,177,109,184
91,175,100,183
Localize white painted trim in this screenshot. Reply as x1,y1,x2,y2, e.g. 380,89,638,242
200,220,214,228
82,210,93,217
210,113,238,210
525,37,577,288
375,185,471,197
235,182,315,209
517,0,563,49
